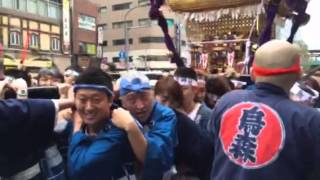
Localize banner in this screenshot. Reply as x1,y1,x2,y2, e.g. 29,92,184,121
97,26,104,45
63,0,70,53
20,32,30,64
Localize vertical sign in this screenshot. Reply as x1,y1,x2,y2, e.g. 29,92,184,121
63,0,70,53
97,26,104,45
97,26,104,58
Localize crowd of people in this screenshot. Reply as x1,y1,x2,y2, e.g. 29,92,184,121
1,40,320,180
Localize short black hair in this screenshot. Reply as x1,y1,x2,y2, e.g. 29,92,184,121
38,68,63,81
75,67,113,96
5,69,31,87
206,76,232,96
174,67,197,81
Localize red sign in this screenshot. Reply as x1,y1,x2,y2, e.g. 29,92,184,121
20,33,30,64
0,42,3,57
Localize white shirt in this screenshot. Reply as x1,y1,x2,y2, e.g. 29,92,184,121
188,103,201,121
51,99,68,133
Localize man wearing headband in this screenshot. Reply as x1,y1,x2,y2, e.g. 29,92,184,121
174,67,212,131
63,66,82,85
68,68,137,180
209,40,320,180
118,71,177,179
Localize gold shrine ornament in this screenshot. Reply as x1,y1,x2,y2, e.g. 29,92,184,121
167,0,261,12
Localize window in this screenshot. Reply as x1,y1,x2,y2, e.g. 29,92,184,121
48,3,60,19
79,42,86,54
51,38,60,51
102,40,107,46
99,6,107,13
27,0,37,14
113,39,133,46
138,19,151,26
38,1,48,17
98,24,107,30
9,31,21,46
1,0,27,10
112,21,132,29
29,33,39,48
0,0,61,18
2,0,14,9
78,42,96,55
138,0,150,6
138,18,157,27
139,37,164,43
112,2,131,11
18,0,27,11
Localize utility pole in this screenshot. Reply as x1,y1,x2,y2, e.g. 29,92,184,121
124,21,129,70
69,0,77,66
123,3,149,70
175,18,181,58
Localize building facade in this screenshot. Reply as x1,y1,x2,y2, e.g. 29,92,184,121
0,0,71,71
90,0,180,70
0,0,99,72
71,0,98,68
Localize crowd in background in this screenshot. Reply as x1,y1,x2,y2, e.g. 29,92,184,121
1,40,320,180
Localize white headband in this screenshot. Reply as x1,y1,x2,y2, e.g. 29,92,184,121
290,82,319,103
174,76,198,87
64,69,80,77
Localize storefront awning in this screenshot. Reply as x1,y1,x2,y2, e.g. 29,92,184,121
3,56,53,68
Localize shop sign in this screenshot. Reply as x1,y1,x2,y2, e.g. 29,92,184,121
86,44,96,55
78,15,96,31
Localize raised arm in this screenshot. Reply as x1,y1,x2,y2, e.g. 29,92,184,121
111,108,147,164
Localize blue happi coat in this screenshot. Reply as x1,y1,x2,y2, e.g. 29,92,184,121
138,101,177,180
210,83,320,180
68,120,134,180
0,99,57,178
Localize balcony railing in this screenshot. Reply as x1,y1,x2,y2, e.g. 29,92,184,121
0,0,62,20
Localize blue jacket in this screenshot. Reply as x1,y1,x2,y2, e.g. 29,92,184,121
196,103,213,131
0,99,56,177
210,83,320,180
140,102,177,180
68,120,134,180
174,110,214,180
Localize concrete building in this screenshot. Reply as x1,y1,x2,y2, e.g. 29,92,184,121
0,0,70,71
90,0,180,70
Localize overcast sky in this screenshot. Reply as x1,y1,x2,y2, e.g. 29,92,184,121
276,0,319,50
299,0,320,50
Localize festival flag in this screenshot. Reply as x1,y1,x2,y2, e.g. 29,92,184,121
20,32,30,64
0,42,3,57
